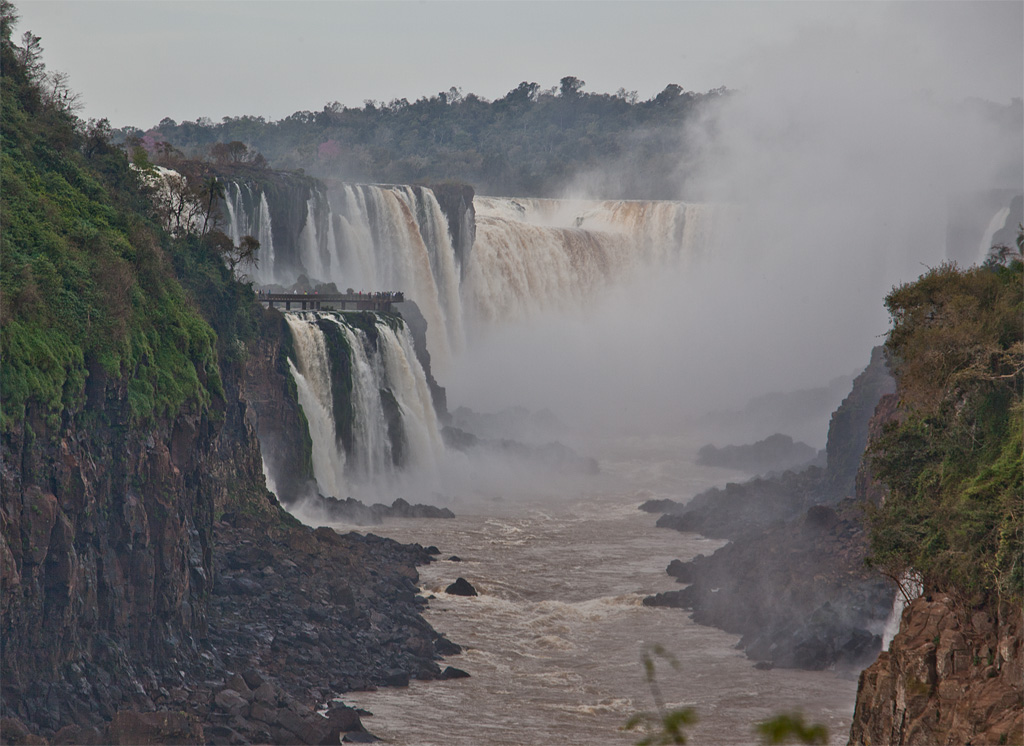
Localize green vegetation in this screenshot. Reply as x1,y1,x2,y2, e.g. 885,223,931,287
867,253,1024,606
118,78,729,199
0,6,257,433
755,714,828,745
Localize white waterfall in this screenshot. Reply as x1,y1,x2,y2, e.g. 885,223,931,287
977,206,1011,265
284,314,348,497
223,182,276,285
328,184,464,377
378,322,445,473
283,311,446,498
881,572,924,650
463,196,725,325
324,316,394,480
298,195,326,282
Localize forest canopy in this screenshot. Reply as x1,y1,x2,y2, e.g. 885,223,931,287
116,78,730,199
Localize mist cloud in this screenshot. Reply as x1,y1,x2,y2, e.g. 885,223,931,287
448,3,1022,445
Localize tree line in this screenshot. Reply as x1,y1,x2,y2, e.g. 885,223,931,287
115,77,730,199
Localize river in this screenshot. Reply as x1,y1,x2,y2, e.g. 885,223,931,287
326,435,859,745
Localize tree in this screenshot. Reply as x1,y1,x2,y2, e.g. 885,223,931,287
559,75,585,98
205,230,259,274
200,177,225,236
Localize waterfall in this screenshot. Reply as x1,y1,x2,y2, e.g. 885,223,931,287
977,206,1011,264
282,311,445,498
284,315,348,497
223,182,276,285
327,184,464,377
881,572,923,649
377,322,445,474
463,196,726,325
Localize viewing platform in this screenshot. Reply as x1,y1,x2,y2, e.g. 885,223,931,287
258,291,404,312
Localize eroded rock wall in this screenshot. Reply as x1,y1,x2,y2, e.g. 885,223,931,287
848,594,1023,745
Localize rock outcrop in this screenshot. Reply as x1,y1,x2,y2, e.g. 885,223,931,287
696,433,818,474
644,348,897,670
848,594,1023,745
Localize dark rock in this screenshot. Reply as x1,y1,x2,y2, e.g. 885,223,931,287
240,669,265,690
214,689,250,717
448,555,461,562
383,670,409,687
324,705,363,733
697,433,817,474
666,558,697,583
753,661,774,671
434,635,462,656
445,578,478,597
638,498,683,514
342,731,380,743
439,666,470,680
642,589,694,609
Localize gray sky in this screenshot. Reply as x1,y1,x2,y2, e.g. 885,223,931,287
14,1,1023,129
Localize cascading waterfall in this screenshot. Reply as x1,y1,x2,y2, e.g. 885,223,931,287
223,177,725,373
377,322,445,475
222,180,464,377
463,196,726,325
284,315,348,497
223,181,276,285
329,184,465,376
282,311,445,498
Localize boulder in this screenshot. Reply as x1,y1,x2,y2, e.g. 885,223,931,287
445,577,477,597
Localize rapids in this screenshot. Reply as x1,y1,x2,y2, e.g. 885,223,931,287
323,437,859,745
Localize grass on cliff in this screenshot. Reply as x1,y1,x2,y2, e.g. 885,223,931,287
0,19,257,432
866,257,1023,607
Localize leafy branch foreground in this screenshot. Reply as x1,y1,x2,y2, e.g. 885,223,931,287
624,646,828,745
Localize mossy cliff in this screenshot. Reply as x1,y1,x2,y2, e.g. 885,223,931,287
849,258,1023,745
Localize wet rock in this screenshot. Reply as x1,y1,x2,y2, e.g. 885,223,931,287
439,666,470,680
666,558,697,583
342,731,380,743
383,670,410,687
445,577,477,596
447,555,461,562
642,589,694,609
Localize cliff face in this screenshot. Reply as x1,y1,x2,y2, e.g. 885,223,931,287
849,594,1023,745
428,182,475,278
240,311,315,504
0,355,267,731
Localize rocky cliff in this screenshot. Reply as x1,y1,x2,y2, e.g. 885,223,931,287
848,595,1022,745
429,182,476,279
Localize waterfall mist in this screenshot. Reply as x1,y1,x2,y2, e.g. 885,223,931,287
446,3,1023,446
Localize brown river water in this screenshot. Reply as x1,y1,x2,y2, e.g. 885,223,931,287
315,435,860,745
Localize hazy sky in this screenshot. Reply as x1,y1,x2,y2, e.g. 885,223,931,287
14,1,1023,130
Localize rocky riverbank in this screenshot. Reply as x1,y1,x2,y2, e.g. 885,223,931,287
643,348,896,671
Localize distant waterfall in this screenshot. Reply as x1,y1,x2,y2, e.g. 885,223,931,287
223,181,276,286
223,178,725,369
222,180,464,377
330,184,465,376
463,196,725,325
283,311,445,497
